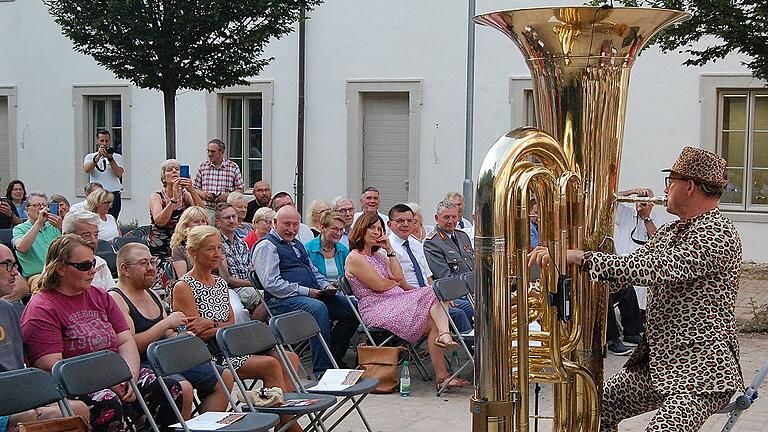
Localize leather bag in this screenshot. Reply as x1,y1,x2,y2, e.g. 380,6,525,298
235,386,284,408
15,416,90,432
356,344,404,394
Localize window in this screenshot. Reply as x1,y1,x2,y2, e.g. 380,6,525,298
223,95,263,187
89,96,123,153
524,89,539,128
717,89,768,212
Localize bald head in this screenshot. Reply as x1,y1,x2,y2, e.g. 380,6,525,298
274,206,301,242
0,244,19,296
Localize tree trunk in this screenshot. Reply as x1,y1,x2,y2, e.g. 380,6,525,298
162,88,177,159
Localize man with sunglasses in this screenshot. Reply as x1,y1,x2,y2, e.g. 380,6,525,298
529,147,742,431
12,192,61,292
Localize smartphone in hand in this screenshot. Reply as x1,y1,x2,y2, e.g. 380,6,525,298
180,165,190,178
49,202,59,216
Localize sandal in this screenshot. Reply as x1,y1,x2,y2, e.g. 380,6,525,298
436,377,470,390
434,332,459,350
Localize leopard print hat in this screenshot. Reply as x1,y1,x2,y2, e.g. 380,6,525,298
662,146,728,187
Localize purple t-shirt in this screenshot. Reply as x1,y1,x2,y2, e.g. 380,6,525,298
20,286,129,365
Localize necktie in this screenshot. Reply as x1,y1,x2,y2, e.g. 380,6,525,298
459,219,464,229
450,234,460,249
402,240,427,287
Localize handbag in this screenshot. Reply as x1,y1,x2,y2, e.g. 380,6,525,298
15,416,90,432
356,344,405,394
235,386,284,407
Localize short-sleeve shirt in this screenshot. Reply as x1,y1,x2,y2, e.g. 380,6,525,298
12,221,62,277
84,152,124,192
0,300,24,372
20,286,129,365
221,233,251,281
193,159,244,198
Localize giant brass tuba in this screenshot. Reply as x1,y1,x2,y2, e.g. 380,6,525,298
470,7,689,432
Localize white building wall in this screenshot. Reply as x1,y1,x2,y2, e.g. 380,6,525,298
0,0,765,261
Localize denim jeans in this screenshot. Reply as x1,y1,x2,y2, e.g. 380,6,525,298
268,292,358,376
451,296,474,331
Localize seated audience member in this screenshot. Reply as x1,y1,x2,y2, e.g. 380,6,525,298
12,192,61,292
0,182,22,228
331,196,355,247
270,192,315,243
70,182,103,212
49,194,71,220
0,244,91,430
352,187,389,230
110,243,234,419
20,235,184,432
387,204,471,332
405,202,433,243
169,206,249,322
215,204,261,314
172,226,301,432
305,211,349,280
61,210,114,292
86,188,121,242
306,199,331,238
243,207,275,249
6,180,28,222
226,192,253,238
345,212,468,390
148,159,203,290
244,180,272,224
253,206,357,376
445,192,474,244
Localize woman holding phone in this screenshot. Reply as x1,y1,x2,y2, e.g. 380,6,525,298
49,194,71,220
148,159,204,290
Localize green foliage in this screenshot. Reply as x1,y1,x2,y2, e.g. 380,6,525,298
44,0,322,92
587,0,768,81
741,298,768,333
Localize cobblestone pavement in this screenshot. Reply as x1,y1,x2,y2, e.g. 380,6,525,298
328,278,768,432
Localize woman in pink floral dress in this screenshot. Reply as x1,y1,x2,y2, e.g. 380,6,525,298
345,212,469,389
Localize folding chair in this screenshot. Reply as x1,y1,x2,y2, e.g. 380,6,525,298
146,334,279,432
0,367,69,418
51,350,160,432
433,276,475,396
112,235,147,251
719,357,768,432
216,321,337,432
0,228,13,247
97,239,114,253
337,275,432,381
97,250,118,278
270,311,378,432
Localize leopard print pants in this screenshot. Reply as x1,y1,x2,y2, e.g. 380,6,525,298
601,364,733,432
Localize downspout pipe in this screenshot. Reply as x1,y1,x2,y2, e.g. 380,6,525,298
463,0,476,219
295,9,307,215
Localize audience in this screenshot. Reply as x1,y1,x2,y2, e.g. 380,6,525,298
86,188,121,242
405,202,433,243
0,191,21,229
305,211,349,280
352,187,389,229
83,130,124,219
172,226,301,432
6,180,28,221
21,234,184,432
331,196,355,247
110,243,234,419
13,192,61,292
244,180,272,223
194,139,244,212
345,212,468,390
243,207,275,249
445,192,474,244
226,192,253,238
0,244,91,430
61,209,114,292
269,192,314,243
252,206,357,376
306,199,331,237
70,182,103,212
215,204,261,316
49,194,71,220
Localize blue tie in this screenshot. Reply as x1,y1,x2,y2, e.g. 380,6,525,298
402,240,427,287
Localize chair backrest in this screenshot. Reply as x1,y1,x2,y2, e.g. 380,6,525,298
216,321,276,357
247,270,265,291
0,368,64,416
147,334,212,376
52,350,133,396
97,239,114,252
269,310,321,345
113,236,146,251
97,250,118,277
433,276,470,302
0,228,13,247
338,275,354,296
460,271,475,293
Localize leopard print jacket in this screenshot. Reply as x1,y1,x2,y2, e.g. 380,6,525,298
583,208,743,394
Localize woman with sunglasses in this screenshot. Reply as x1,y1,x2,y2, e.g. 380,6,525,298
20,234,186,432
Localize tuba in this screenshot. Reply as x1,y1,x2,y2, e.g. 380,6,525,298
470,7,689,432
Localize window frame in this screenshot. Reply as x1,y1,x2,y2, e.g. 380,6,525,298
73,84,131,198
0,86,18,183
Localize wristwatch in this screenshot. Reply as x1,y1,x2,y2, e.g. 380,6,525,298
386,251,396,257
642,216,653,223
212,320,219,328
170,198,179,204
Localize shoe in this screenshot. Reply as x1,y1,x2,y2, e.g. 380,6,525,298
434,332,459,350
607,339,633,356
436,377,470,391
623,335,642,346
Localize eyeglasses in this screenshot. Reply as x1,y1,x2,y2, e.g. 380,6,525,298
337,207,355,214
124,258,157,268
68,259,98,272
27,203,48,209
393,218,415,224
664,176,692,188
0,260,19,272
325,226,343,233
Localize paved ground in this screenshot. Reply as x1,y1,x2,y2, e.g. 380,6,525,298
322,277,768,432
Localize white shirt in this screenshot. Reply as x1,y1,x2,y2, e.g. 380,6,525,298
297,223,315,244
325,258,339,280
92,255,115,291
84,152,124,192
70,201,86,212
98,214,120,242
352,211,390,234
613,203,662,309
458,217,474,246
388,231,432,287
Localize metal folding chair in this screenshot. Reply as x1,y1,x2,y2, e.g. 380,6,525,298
270,311,378,432
112,235,147,251
719,357,768,432
433,276,475,396
146,334,279,432
0,367,69,418
216,321,337,432
459,270,476,308
337,275,432,381
51,350,160,432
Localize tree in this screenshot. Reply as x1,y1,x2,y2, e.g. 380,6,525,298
598,0,768,82
45,0,322,158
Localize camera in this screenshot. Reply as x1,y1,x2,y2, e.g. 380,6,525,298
106,147,115,155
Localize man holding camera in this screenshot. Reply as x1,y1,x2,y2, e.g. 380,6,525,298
83,130,124,219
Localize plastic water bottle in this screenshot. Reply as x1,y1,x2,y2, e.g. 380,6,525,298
400,360,411,397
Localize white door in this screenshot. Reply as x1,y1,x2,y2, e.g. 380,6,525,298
0,97,9,184
362,92,410,211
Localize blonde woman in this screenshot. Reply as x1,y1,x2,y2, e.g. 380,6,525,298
243,207,275,249
306,199,331,238
86,188,121,242
226,192,252,237
405,202,433,243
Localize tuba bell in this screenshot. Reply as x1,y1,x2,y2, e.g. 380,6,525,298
470,7,689,432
